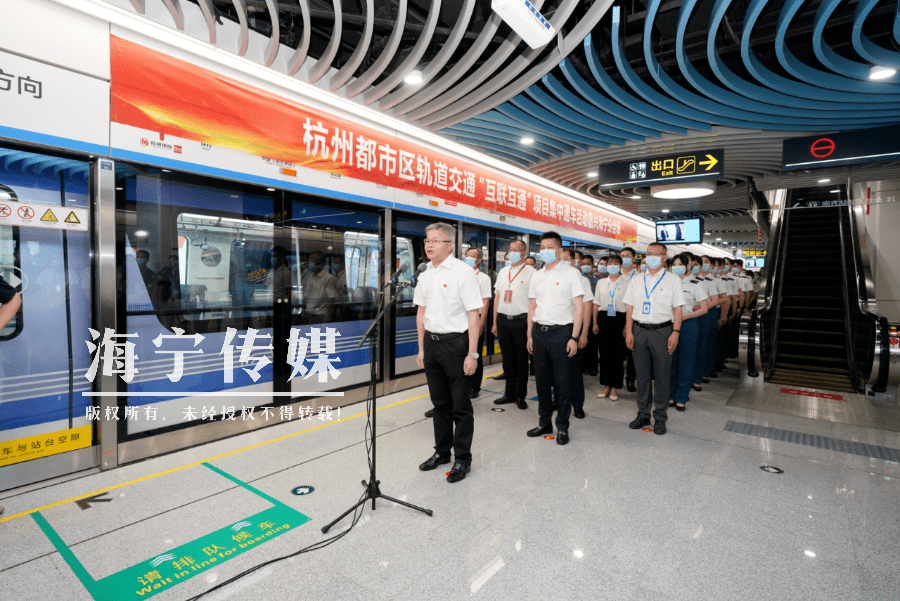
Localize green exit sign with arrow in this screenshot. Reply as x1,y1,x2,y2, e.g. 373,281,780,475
597,149,724,189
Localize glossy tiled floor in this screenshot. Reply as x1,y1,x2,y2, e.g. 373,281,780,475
1,361,899,601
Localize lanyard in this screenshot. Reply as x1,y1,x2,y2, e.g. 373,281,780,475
642,271,665,300
507,264,526,284
608,279,620,304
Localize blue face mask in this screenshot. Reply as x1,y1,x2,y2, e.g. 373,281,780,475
701,263,711,272
607,265,620,275
539,249,557,264
645,256,662,270
136,258,147,267
581,265,592,274
508,252,521,264
672,265,686,277
597,265,608,274
691,265,700,275
622,257,633,268
732,267,739,274
464,256,477,268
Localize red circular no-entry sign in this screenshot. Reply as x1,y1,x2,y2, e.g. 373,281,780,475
810,138,836,158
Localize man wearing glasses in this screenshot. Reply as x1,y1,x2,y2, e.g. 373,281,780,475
623,243,686,435
415,223,484,483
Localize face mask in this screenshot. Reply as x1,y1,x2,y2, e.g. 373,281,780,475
622,257,633,268
464,256,477,268
672,265,686,277
691,265,700,275
701,263,711,272
640,263,649,272
136,258,147,267
307,262,317,271
645,256,663,270
581,265,592,274
597,265,608,274
607,265,620,276
732,267,739,274
508,252,521,264
539,249,557,264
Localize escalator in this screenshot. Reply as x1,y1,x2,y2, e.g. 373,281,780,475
767,206,857,393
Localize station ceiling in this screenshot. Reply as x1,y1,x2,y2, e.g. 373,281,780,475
117,0,900,248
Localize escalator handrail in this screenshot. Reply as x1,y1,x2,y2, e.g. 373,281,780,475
765,211,790,377
875,316,890,393
837,205,864,392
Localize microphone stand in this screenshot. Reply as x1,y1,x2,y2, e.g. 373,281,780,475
321,276,432,533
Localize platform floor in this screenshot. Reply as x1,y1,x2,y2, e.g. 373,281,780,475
1,361,899,601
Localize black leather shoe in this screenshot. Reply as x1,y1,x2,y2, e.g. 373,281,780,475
588,370,597,377
708,372,718,379
573,406,586,419
626,381,637,393
654,420,667,435
424,409,435,418
490,373,506,380
516,398,528,410
470,389,481,399
446,462,470,483
629,414,651,429
676,404,686,412
419,453,451,471
701,377,710,384
494,395,515,405
527,424,553,437
557,431,569,445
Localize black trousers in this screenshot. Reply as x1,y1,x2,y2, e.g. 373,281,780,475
714,317,729,370
625,348,636,383
423,333,474,464
497,316,528,399
728,310,742,358
581,329,599,373
598,311,626,389
632,323,673,422
533,325,573,431
570,346,585,408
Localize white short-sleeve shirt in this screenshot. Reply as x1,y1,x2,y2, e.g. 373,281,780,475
593,275,630,313
475,270,492,315
528,262,585,326
680,278,709,314
623,269,687,324
413,255,484,333
494,263,535,316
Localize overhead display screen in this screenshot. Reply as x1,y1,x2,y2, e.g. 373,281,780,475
655,218,704,244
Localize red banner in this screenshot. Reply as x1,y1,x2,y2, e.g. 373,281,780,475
109,36,636,242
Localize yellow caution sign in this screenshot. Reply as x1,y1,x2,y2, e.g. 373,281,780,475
40,208,58,222
0,425,91,467
700,154,719,170
64,211,81,224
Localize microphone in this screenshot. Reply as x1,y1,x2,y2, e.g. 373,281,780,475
388,267,404,283
409,263,427,287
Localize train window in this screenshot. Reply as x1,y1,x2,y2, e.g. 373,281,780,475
0,225,21,340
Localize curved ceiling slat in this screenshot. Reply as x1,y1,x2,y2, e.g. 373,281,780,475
229,0,250,57
196,0,216,44
494,104,601,150
308,0,341,82
852,0,900,69
128,0,145,13
445,124,562,158
286,0,312,76
329,0,373,89
474,113,584,153
542,71,677,136
261,0,280,68
813,0,877,80
444,128,555,162
508,96,622,145
363,0,442,104
161,0,184,30
345,0,407,98
523,85,647,141
378,0,476,111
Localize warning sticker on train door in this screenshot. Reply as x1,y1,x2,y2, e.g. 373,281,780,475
0,200,87,231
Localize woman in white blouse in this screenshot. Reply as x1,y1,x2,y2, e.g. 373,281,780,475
592,254,630,401
668,253,709,411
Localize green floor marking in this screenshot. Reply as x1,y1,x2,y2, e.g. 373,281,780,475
34,462,310,601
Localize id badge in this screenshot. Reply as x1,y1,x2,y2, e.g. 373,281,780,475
642,302,652,315
606,304,615,317
503,290,513,303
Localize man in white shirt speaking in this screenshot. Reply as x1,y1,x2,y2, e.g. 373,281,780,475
623,243,686,435
415,223,484,483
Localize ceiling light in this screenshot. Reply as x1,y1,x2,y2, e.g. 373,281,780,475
404,70,423,85
869,65,896,80
830,189,841,193
661,209,670,213
521,136,535,145
716,238,722,241
116,187,123,191
586,171,597,177
630,195,641,199
650,179,716,199
134,229,149,238
267,187,275,191
162,169,171,173
817,179,830,183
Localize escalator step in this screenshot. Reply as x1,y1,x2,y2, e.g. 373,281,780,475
780,342,845,349
777,353,845,362
776,362,850,375
780,329,843,335
772,368,852,381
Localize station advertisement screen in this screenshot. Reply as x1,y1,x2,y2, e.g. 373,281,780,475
655,218,703,244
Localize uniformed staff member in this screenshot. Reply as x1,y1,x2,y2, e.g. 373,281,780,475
693,255,727,390
668,254,708,411
713,258,740,373
491,240,533,409
577,252,600,377
561,249,593,420
624,243,685,435
593,254,629,401
618,247,639,392
526,232,584,445
0,274,22,517
415,223,484,483
464,247,493,399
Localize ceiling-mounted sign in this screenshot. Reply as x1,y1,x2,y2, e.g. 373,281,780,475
742,250,766,256
782,124,900,170
598,149,724,189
